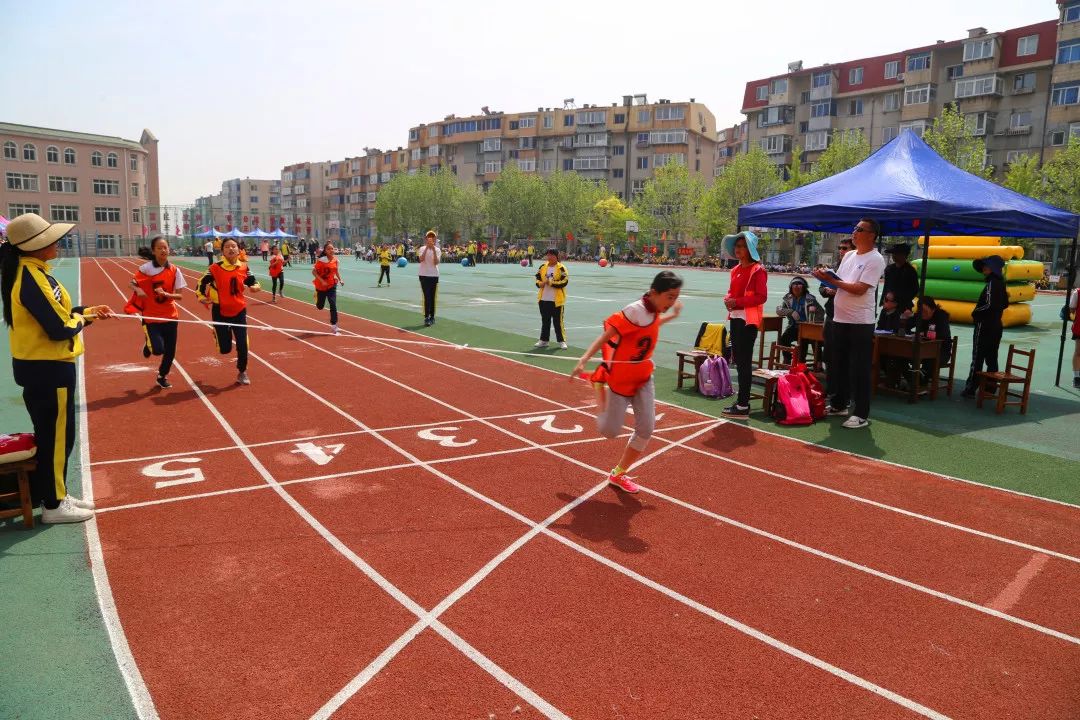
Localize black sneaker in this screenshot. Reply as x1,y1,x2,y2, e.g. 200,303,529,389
1073,376,1080,389
721,404,750,419
155,376,171,389
142,345,151,359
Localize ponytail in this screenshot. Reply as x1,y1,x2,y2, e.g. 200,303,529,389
1,242,22,327
136,246,154,260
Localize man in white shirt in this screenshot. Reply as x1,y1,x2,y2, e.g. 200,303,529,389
418,230,441,326
203,239,215,266
813,218,886,428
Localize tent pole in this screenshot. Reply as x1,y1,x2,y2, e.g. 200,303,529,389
1055,231,1078,387
914,223,931,377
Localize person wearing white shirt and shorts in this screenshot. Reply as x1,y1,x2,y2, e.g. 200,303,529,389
418,230,441,327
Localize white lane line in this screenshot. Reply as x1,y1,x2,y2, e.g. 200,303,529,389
95,259,569,719
81,260,160,719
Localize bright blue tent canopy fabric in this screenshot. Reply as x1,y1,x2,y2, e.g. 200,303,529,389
738,131,1079,239
193,227,224,238
268,228,296,238
222,227,247,238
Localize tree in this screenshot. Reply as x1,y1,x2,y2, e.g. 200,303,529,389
544,170,604,247
698,146,783,246
633,161,704,255
784,144,809,191
486,163,547,241
811,129,870,181
1002,153,1044,200
455,183,487,245
922,104,993,179
587,194,640,247
372,172,409,240
1042,136,1080,214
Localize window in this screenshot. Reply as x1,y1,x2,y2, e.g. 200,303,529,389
517,159,536,172
900,120,927,137
649,130,687,144
631,179,646,197
409,129,419,141
612,144,625,156
132,209,139,223
812,71,830,88
1005,150,1029,165
577,110,606,124
1058,39,1080,64
609,167,624,179
1067,2,1080,23
89,151,102,167
46,146,59,163
848,67,863,85
848,99,863,116
106,152,118,168
1014,72,1036,93
655,105,685,120
637,156,649,169
50,205,79,222
516,137,533,150
428,143,439,156
22,143,36,161
637,109,651,122
881,126,899,145
562,159,573,171
93,179,120,195
482,138,501,152
429,125,439,137
946,65,964,81
64,148,76,165
1072,122,1080,139
129,183,139,198
955,74,1003,98
1017,35,1038,57
771,79,788,94
1051,83,1079,106
810,101,832,118
904,83,933,105
94,207,121,223
95,235,118,250
411,148,423,161
1050,130,1066,146
250,195,259,203
613,113,625,124
964,38,995,62
48,176,77,193
3,141,15,159
755,86,768,101
884,61,899,79
6,172,39,191
965,112,993,136
543,115,553,129
805,131,829,151
483,161,502,173
906,52,931,72
800,91,811,104
760,135,790,154
8,203,41,217
542,159,554,172
519,116,536,129
130,154,138,171
380,172,391,182
652,154,685,168
573,157,608,170
1010,110,1032,129
563,115,574,127
799,121,809,133
884,93,900,112
758,106,793,127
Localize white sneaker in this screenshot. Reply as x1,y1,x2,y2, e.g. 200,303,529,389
842,415,869,429
558,342,568,350
67,495,95,510
41,496,94,524
331,324,340,335
534,340,549,348
825,405,849,417
237,372,250,385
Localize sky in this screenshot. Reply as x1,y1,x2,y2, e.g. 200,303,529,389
1,0,1059,205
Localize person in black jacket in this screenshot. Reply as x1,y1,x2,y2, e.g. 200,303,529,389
962,255,1008,397
882,243,919,314
903,296,952,385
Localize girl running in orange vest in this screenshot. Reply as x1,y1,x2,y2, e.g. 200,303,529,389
268,245,285,303
197,238,260,385
125,234,184,389
570,270,683,493
312,241,343,335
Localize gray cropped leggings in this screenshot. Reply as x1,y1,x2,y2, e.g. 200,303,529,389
596,376,656,451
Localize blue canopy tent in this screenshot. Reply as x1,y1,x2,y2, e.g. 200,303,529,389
738,130,1080,385
246,228,272,239
268,228,297,238
193,227,225,238
222,227,247,239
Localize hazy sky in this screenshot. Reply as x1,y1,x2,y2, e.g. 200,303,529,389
2,0,1057,205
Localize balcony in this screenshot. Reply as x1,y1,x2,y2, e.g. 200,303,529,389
809,83,833,101
995,124,1032,136
808,115,833,132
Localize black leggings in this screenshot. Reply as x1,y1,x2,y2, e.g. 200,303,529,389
271,274,284,296
212,307,248,372
143,320,178,378
729,318,758,406
378,266,391,284
965,321,1002,391
538,300,565,342
419,275,438,320
22,383,75,509
316,287,338,325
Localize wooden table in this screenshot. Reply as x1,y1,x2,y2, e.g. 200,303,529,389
872,334,945,403
797,322,825,371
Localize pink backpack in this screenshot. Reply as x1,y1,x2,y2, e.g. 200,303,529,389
698,355,734,399
772,370,813,425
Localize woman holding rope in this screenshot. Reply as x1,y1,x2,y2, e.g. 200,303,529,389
1,213,113,523
197,237,260,385
125,234,184,389
312,241,342,335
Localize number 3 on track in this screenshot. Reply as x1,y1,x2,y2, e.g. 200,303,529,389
518,414,583,434
416,427,477,447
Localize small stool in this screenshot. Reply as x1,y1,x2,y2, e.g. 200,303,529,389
0,458,36,529
675,350,708,389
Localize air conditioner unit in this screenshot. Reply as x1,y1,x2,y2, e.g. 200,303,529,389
896,73,905,82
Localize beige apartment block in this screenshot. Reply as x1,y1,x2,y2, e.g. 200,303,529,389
338,147,407,242
193,178,281,234
0,122,158,250
741,12,1070,179
1046,0,1080,159
714,121,749,175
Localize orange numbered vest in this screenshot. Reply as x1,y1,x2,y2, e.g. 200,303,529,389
313,256,339,291
594,306,660,397
206,262,250,317
130,265,180,323
269,256,284,278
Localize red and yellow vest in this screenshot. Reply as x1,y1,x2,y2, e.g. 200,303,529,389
127,265,180,323
592,305,660,396
313,256,339,291
269,256,284,278
200,261,251,317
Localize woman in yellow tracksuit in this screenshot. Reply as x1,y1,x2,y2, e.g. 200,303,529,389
1,213,113,524
534,248,569,349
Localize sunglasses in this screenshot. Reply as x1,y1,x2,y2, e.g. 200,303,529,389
853,226,873,234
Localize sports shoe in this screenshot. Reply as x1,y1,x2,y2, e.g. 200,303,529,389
608,472,640,493
423,318,432,327
141,345,151,359
41,496,94,524
825,405,849,416
237,372,250,385
721,403,750,419
534,340,549,348
1074,376,1080,389
66,495,95,510
331,324,340,335
155,375,172,389
842,415,869,429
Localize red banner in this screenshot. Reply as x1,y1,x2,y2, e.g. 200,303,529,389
677,247,694,256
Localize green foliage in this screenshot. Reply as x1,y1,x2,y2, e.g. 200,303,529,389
373,168,471,240
486,163,548,240
698,146,782,239
923,104,993,179
1002,153,1044,200
587,195,640,245
811,130,870,181
1042,136,1080,214
545,170,605,243
455,183,487,243
784,144,808,191
633,161,704,253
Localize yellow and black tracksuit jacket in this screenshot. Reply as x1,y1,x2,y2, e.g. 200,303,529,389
9,256,87,387
534,262,569,306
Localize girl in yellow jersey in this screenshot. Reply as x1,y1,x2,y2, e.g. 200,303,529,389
571,270,683,494
197,238,260,385
1,214,114,523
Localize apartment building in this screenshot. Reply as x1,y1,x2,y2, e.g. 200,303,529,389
405,95,717,201
1047,0,1080,159
741,12,1076,177
280,160,330,239
0,122,159,249
339,147,407,240
714,121,749,175
193,177,281,232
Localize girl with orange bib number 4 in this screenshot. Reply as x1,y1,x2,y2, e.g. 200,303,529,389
312,241,342,335
125,234,184,389
571,271,683,493
197,238,260,385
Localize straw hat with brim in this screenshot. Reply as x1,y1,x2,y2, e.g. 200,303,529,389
425,230,437,238
5,213,72,252
721,231,761,262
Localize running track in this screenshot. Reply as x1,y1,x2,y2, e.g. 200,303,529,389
79,258,1079,719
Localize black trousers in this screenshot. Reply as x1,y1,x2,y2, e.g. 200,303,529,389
419,275,439,320
378,266,391,284
316,287,338,325
22,383,76,509
271,274,284,296
830,322,875,419
779,324,811,363
823,318,838,400
206,252,215,266
143,320,178,378
729,318,758,406
538,301,565,342
212,307,248,372
965,321,1003,391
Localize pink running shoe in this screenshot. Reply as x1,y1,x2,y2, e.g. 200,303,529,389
608,472,640,493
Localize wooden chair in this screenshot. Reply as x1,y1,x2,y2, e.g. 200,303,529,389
936,336,959,398
977,345,1035,414
675,322,729,390
752,343,796,415
0,458,36,529
675,350,708,390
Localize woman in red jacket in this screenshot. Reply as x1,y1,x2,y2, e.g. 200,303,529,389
721,231,768,419
126,234,184,389
312,241,342,335
197,238,260,385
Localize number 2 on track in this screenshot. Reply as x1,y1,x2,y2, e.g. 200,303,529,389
518,414,583,434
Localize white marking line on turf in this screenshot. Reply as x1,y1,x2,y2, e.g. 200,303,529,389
94,259,570,720
81,261,160,719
